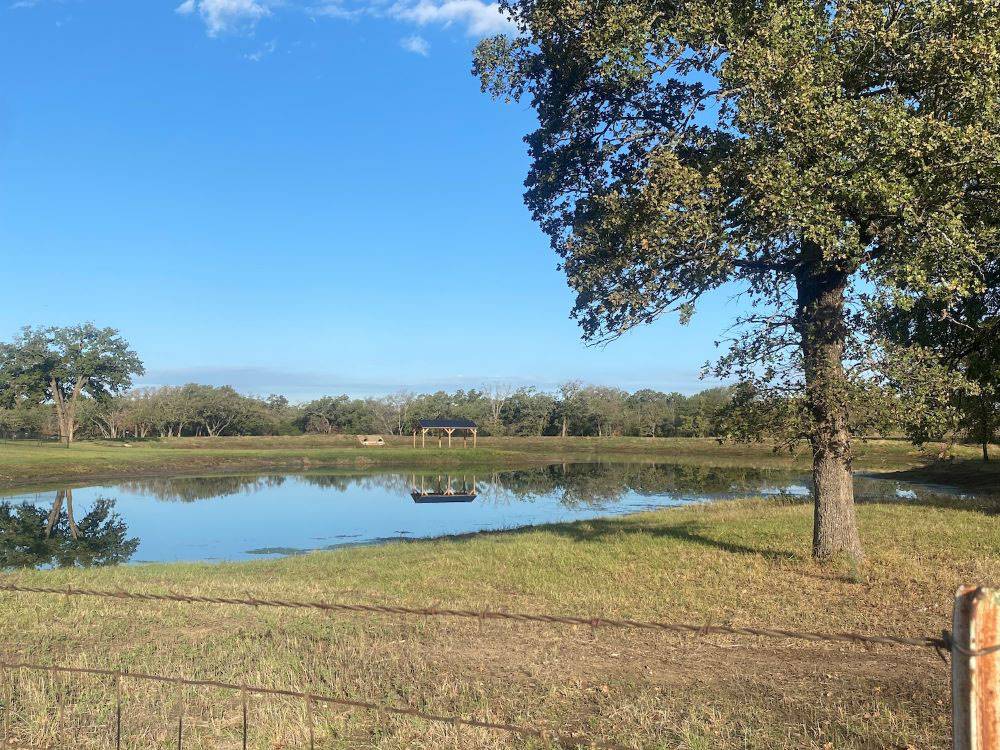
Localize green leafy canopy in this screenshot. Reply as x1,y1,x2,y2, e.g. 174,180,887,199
474,0,1000,372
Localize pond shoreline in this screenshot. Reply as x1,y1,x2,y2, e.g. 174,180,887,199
5,461,992,567
2,435,995,493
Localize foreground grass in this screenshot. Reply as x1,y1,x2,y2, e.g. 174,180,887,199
2,496,997,749
1,434,995,492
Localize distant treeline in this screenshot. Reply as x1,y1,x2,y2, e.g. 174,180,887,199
0,382,735,439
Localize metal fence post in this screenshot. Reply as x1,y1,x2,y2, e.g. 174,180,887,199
953,586,1000,750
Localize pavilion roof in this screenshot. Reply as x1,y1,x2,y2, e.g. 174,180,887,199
418,419,477,429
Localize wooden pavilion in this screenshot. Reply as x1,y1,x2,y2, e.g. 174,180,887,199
414,418,478,448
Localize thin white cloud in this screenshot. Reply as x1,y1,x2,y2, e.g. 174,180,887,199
176,0,272,36
400,33,429,55
173,0,513,40
245,39,277,60
310,1,358,18
390,0,511,36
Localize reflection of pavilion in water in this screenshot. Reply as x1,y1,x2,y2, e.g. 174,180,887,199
409,474,478,503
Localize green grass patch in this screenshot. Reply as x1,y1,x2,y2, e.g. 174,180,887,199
1,495,996,748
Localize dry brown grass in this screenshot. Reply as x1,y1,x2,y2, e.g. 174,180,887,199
1,493,996,749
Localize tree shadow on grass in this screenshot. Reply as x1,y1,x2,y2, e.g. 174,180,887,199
544,517,801,563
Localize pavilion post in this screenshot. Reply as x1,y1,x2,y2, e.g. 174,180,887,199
446,428,453,448
473,428,477,448
422,429,426,448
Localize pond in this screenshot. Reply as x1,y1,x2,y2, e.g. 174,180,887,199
0,462,984,568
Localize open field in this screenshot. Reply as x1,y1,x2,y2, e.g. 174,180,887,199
2,435,997,748
1,434,998,492
2,494,997,748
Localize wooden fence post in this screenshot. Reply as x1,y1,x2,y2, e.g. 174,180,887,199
953,586,1000,750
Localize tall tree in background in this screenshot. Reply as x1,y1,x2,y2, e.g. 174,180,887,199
556,381,585,437
475,0,1000,560
1,324,144,442
877,260,1000,461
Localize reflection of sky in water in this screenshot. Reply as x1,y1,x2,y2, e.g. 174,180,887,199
1,466,986,564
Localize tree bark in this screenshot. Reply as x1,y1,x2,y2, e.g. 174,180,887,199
51,377,68,441
50,376,86,443
981,395,991,462
795,246,863,562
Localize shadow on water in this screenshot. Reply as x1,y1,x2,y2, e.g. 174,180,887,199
0,489,138,569
853,475,1000,515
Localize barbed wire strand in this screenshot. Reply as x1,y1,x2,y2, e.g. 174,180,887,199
0,659,629,750
3,581,996,655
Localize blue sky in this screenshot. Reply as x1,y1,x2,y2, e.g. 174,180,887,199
0,0,739,400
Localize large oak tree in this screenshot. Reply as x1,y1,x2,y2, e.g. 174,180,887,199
0,324,144,442
475,0,1000,559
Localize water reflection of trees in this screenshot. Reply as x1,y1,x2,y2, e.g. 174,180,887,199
307,463,811,508
98,465,990,515
466,464,988,510
114,475,288,502
109,465,808,509
0,489,138,569
299,473,412,494
471,463,809,508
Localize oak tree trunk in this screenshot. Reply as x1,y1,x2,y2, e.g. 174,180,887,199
795,248,863,562
981,395,991,462
50,376,86,443
51,377,68,441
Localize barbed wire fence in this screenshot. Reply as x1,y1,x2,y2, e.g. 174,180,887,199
0,582,997,748
0,582,965,652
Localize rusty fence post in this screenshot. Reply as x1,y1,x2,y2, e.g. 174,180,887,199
953,586,1000,750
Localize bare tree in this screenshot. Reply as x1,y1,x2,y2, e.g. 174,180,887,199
484,383,514,436
365,391,416,435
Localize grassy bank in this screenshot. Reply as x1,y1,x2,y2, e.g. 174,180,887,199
2,496,997,748
1,434,995,492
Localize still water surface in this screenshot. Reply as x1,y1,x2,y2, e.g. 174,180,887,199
0,462,979,567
